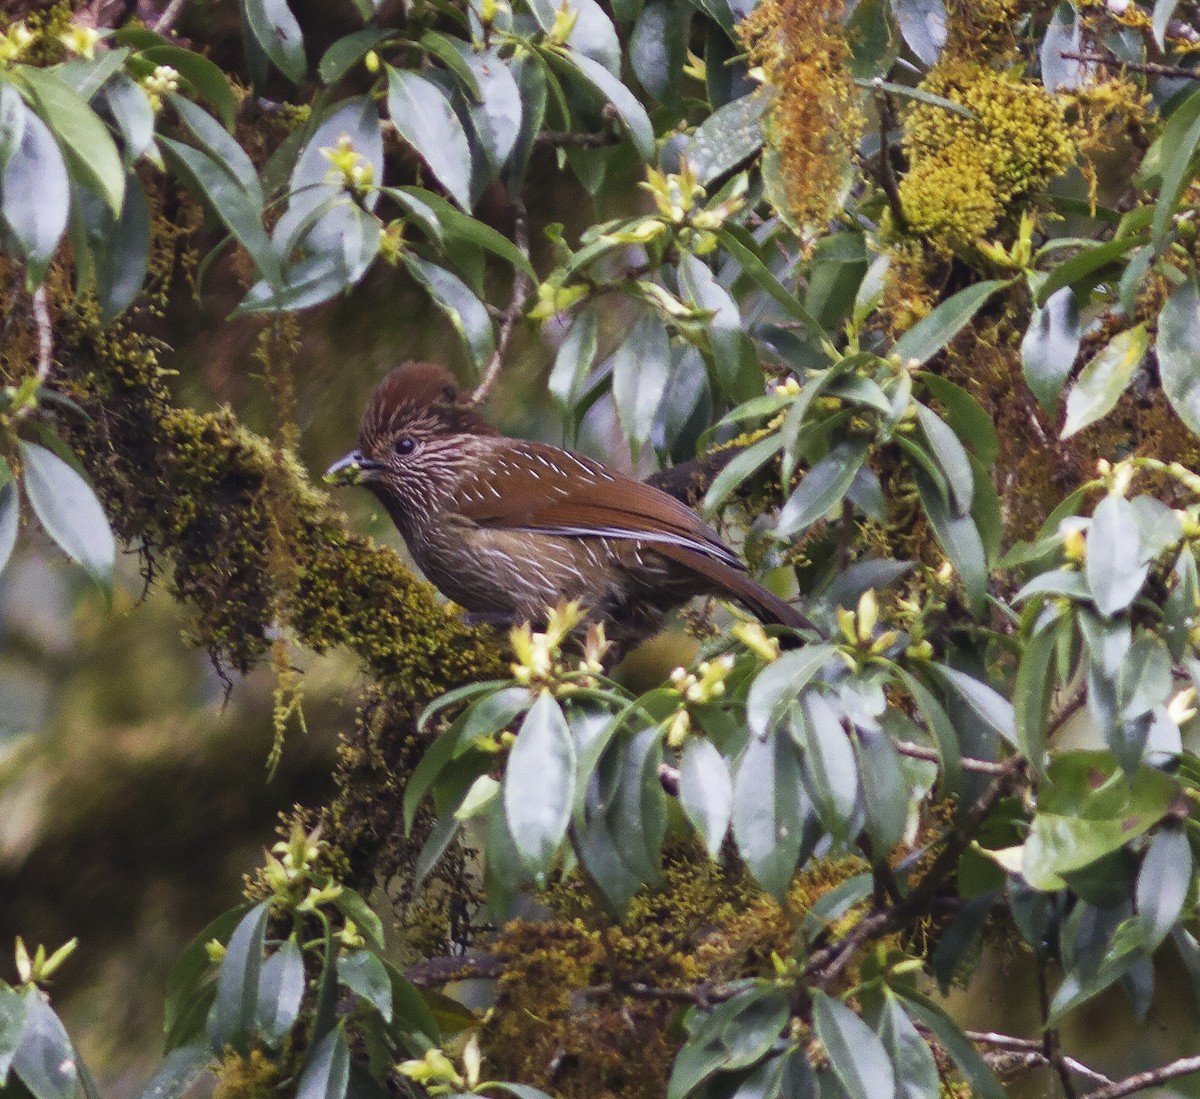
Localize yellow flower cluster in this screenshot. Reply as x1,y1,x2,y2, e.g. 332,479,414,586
738,0,862,228
899,61,1074,254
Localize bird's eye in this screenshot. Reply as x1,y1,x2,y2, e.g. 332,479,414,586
394,436,418,457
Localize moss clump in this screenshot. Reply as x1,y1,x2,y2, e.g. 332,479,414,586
738,0,862,228
899,61,1074,255
213,1049,281,1099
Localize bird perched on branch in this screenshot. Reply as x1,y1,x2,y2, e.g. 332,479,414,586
325,362,811,649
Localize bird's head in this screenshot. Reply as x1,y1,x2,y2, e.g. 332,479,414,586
325,362,496,523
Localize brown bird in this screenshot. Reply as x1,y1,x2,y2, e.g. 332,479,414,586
325,362,811,649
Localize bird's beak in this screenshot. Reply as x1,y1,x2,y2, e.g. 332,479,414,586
324,450,382,486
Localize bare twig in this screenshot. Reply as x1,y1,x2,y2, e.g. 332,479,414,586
893,739,1009,775
404,952,509,987
31,285,53,389
1059,51,1200,81
957,1031,1111,1087
152,0,190,33
1080,1056,1200,1099
1038,955,1077,1099
864,80,907,230
536,130,621,149
470,196,532,405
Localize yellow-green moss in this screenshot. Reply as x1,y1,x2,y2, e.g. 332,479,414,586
213,1049,281,1099
899,61,1074,255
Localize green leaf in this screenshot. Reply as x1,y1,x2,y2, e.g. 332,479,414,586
94,174,151,322
170,96,262,207
894,0,947,65
339,951,393,1023
892,280,1007,365
16,66,125,215
1014,619,1056,776
679,737,733,858
630,0,690,108
380,959,441,1043
929,665,1015,748
0,105,68,287
528,0,621,74
0,82,25,174
895,670,962,794
159,137,281,288
855,729,909,859
135,1043,211,1099
1153,85,1200,252
685,92,767,184
796,692,860,842
135,41,238,128
13,991,77,1099
701,431,783,514
612,311,670,455
503,692,576,876
319,28,393,84
1035,234,1145,305
331,888,385,951
460,47,523,172
295,1026,350,1099
678,251,755,398
606,726,667,884
386,67,474,210
912,468,987,614
811,991,896,1099
745,644,836,739
715,228,826,338
0,469,19,577
732,731,812,898
1156,275,1200,437
854,77,973,119
1137,826,1191,949
255,936,305,1048
914,403,973,515
1087,493,1148,616
19,440,115,583
403,257,495,369
164,904,251,1044
776,439,870,539
898,993,1004,1099
874,993,938,1099
98,74,155,165
549,306,598,410
1153,0,1183,49
207,900,270,1056
1021,287,1081,414
1061,325,1149,439
554,49,656,161
244,0,306,82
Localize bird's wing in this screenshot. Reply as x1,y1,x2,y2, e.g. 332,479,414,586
454,440,744,570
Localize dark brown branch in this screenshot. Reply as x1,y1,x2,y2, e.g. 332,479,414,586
1058,51,1200,81
861,80,907,230
1039,954,1077,1099
404,952,509,987
958,1031,1110,1087
536,130,621,148
153,0,190,32
471,196,532,405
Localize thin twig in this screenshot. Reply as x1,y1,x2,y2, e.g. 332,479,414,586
893,739,1009,775
31,285,53,388
1080,1055,1200,1099
1059,51,1200,81
1038,954,1077,1099
867,80,907,230
470,196,532,405
957,1031,1111,1087
153,0,190,33
404,952,509,987
536,130,621,148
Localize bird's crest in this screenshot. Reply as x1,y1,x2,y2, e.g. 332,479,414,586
360,362,494,444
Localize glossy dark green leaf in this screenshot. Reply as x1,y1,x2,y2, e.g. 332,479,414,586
19,440,115,583
0,82,25,172
0,986,22,1082
16,66,124,215
13,991,77,1099
875,993,938,1099
1136,825,1191,950
159,137,281,287
164,904,251,1043
715,228,825,338
732,731,812,898
1157,275,1200,437
503,691,575,876
379,959,440,1043
1,105,68,286
296,1025,350,1099
630,0,689,107
892,281,1006,364
811,992,895,1099
745,645,836,739
912,469,987,613
679,736,733,858
318,28,393,84
1061,325,1149,439
666,987,784,1099
776,439,870,538
1021,286,1081,413
460,48,522,172
255,936,305,1048
701,432,783,514
339,950,392,1023
1040,2,1082,92
612,310,670,455
549,307,598,410
207,900,270,1056
685,92,767,184
1153,85,1200,251
678,252,753,396
331,888,384,951
556,49,656,161
1014,619,1056,776
895,670,961,794
386,67,473,210
607,726,667,883
855,729,908,859
244,0,306,82
135,1042,211,1099
1118,636,1172,720
898,993,1004,1099
403,257,495,369
796,693,859,841
914,403,972,515
893,0,946,65
0,473,19,577
1087,493,1148,616
528,0,621,73
506,52,548,184
1035,234,1145,306
95,175,150,322
170,96,262,207
929,665,1015,748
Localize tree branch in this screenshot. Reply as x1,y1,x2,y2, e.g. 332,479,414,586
470,196,532,405
1058,51,1200,81
1080,1056,1200,1099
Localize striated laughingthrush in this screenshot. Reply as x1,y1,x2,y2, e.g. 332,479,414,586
325,362,811,648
